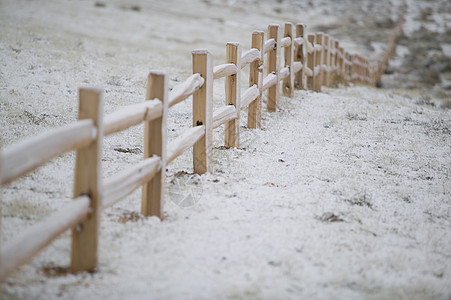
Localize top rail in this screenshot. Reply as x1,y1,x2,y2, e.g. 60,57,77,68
240,48,260,69
213,63,237,80
1,120,96,186
263,38,276,53
104,100,163,136
169,73,205,108
280,36,291,48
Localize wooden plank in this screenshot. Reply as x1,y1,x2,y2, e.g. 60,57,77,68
71,88,103,273
293,61,302,73
169,73,204,108
263,38,276,53
280,36,291,48
262,73,277,91
212,105,237,129
192,50,213,174
213,63,237,79
166,126,205,165
240,85,259,111
314,32,324,92
279,67,290,80
323,34,330,86
103,100,163,136
1,196,90,282
103,157,160,209
282,23,294,97
240,48,260,69
141,71,168,218
294,23,306,89
1,120,95,187
306,34,316,90
248,30,264,129
225,42,241,148
267,24,280,112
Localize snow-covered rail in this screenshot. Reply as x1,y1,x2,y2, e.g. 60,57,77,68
1,17,393,281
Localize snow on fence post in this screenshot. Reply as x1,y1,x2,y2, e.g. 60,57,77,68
141,71,168,218
71,88,104,273
192,50,213,174
314,32,324,92
225,43,241,148
322,34,330,87
294,23,306,90
267,24,280,112
282,23,294,97
306,33,315,90
248,31,264,129
334,40,339,73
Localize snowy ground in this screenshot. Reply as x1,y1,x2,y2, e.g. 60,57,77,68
1,0,451,299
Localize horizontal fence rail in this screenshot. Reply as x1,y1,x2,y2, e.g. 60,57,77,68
0,13,403,281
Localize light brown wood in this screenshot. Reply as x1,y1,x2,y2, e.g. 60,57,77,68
225,42,241,148
314,32,323,92
103,157,160,209
213,105,237,129
167,125,205,165
267,24,279,112
192,50,213,174
169,73,205,107
1,196,90,281
2,120,95,186
213,63,237,80
141,72,168,218
306,34,316,90
104,100,163,136
71,88,103,273
294,24,306,89
248,30,264,129
282,23,294,97
323,35,329,86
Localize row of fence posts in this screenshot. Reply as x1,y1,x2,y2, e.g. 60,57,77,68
0,21,389,281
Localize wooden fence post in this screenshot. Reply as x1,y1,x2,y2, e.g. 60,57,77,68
225,43,241,148
323,34,330,87
267,24,280,112
314,32,324,92
192,50,213,173
141,71,168,218
248,31,264,129
306,33,315,90
294,24,306,90
71,88,103,273
282,23,294,97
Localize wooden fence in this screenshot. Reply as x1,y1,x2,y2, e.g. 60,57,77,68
0,21,396,281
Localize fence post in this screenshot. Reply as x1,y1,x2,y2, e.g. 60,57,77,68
248,31,264,129
267,24,280,112
71,88,103,273
192,50,213,173
314,32,324,92
306,33,315,90
225,42,241,148
141,71,168,218
294,23,306,90
323,34,330,87
282,23,294,97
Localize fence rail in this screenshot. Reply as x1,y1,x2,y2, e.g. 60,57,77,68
0,16,403,281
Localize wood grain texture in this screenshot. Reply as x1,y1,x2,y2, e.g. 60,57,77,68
71,88,103,273
141,72,167,218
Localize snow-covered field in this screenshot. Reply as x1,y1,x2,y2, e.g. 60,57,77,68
1,0,450,299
